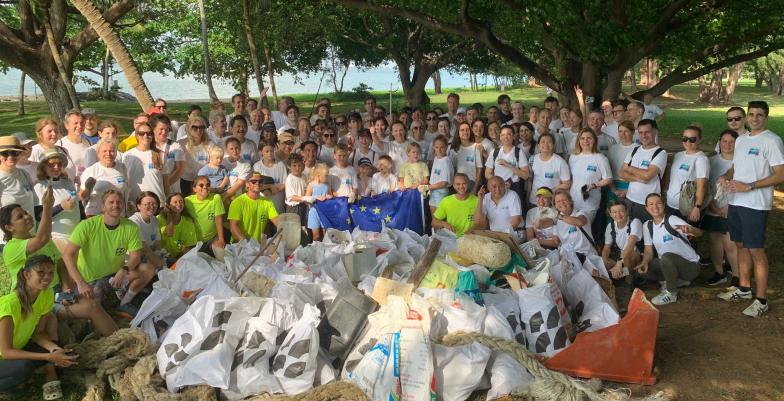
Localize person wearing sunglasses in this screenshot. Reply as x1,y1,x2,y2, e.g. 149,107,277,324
124,122,167,206
0,136,36,219
664,126,708,222
33,150,81,251
228,171,279,243
179,116,214,197
10,133,37,183
714,106,748,153
317,128,338,167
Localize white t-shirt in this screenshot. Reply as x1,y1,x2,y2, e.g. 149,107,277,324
430,156,453,186
604,218,642,252
317,145,336,167
373,140,410,173
57,136,91,182
450,144,482,182
478,138,495,156
80,162,127,216
665,151,709,209
271,111,289,130
222,158,251,190
284,174,307,206
84,143,124,168
179,140,214,181
123,148,167,204
607,143,636,181
528,154,570,205
157,140,185,194
525,206,557,240
603,121,620,143
481,191,522,233
350,148,378,168
569,153,612,213
708,154,733,213
34,178,80,240
534,129,567,156
485,146,528,183
411,139,431,162
560,127,577,155
329,165,358,197
129,212,162,246
370,172,398,194
643,215,699,262
253,160,288,213
596,133,617,154
555,210,597,255
643,104,663,120
549,118,564,132
246,126,262,145
226,137,258,165
623,146,668,205
0,168,36,218
730,130,784,211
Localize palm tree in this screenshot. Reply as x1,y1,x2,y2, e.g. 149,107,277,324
198,0,219,102
242,0,264,98
68,0,154,111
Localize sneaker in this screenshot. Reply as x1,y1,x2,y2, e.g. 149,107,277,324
742,300,769,318
652,289,678,305
115,303,139,319
706,273,728,286
717,288,752,301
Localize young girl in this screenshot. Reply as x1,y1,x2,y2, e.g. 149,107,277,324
253,142,287,214
305,164,333,242
371,155,398,195
197,146,229,192
158,193,198,262
428,136,453,213
398,143,429,190
356,158,374,198
449,122,482,194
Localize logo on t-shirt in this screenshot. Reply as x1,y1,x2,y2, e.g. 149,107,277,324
641,160,651,168
568,226,577,234
544,172,555,179
117,177,125,184
662,234,673,243
587,165,597,172
198,155,208,162
115,247,126,256
344,178,353,185
243,154,252,161
466,156,475,163
229,171,238,177
748,147,760,156
147,162,155,170
166,152,175,159
434,168,441,175
208,212,215,220
678,163,690,171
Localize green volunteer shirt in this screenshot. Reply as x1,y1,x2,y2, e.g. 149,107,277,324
158,214,198,258
184,194,226,242
0,288,54,354
69,216,143,283
3,238,61,290
433,194,478,237
227,193,279,242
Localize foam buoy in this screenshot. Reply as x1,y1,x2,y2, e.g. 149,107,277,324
545,288,659,385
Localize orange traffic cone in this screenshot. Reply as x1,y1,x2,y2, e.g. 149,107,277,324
545,288,659,385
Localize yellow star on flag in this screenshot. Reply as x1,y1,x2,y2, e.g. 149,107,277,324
384,215,392,222
346,218,351,224
373,207,381,215
360,205,367,212
349,208,355,214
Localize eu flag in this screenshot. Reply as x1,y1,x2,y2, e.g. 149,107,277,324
314,190,425,234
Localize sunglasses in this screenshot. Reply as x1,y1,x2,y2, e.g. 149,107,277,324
323,134,336,138
46,161,62,167
191,125,206,131
681,136,698,143
137,132,153,137
0,151,21,157
727,117,743,122
335,121,347,126
248,179,261,184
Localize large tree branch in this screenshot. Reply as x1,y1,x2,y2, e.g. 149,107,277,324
0,22,39,67
67,0,135,56
632,44,784,98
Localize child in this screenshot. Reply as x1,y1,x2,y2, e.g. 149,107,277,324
428,135,453,213
356,157,374,197
350,128,377,168
328,144,358,199
371,155,398,195
306,163,333,242
197,146,229,193
285,153,309,229
253,142,287,214
398,142,429,190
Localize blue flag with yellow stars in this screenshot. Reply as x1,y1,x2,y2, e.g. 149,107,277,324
314,190,425,234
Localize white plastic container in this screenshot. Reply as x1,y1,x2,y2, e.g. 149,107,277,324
276,213,302,254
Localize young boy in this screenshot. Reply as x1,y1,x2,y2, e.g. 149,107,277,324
371,155,398,195
328,143,358,199
198,146,229,192
398,142,430,189
284,153,309,231
356,157,374,197
351,128,378,168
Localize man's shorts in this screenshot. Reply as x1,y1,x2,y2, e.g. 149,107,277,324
727,204,768,249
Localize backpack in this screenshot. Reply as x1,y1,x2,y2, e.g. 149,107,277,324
627,146,666,183
609,219,643,259
677,154,709,217
493,146,527,207
646,216,694,258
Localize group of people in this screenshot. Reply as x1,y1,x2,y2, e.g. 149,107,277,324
0,89,781,398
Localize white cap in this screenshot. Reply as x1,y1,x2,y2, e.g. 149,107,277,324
456,107,467,115
11,132,33,145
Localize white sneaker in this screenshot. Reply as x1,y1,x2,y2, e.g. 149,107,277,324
742,299,769,318
652,289,678,306
718,288,752,301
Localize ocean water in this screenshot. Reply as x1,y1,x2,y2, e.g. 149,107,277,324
0,65,473,100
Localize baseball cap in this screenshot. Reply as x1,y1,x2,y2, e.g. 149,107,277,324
278,132,295,143
82,108,97,116
536,187,554,198
262,122,276,132
456,107,467,115
358,157,373,167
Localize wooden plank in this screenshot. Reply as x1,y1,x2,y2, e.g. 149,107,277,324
406,238,441,288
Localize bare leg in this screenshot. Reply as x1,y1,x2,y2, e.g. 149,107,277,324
723,233,739,278
710,232,726,275
749,248,769,299
736,243,753,289
57,296,118,337
312,228,322,242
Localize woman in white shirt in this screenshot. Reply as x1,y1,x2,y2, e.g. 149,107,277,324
664,125,709,222
179,116,214,196
0,136,36,219
449,122,482,193
79,139,127,217
517,122,535,157
606,120,637,200
371,121,409,173
553,189,597,256
123,123,167,205
704,130,739,287
601,201,642,280
527,133,571,207
151,115,185,195
124,191,162,306
471,119,494,161
525,186,558,248
33,150,80,251
486,125,530,204
29,118,66,169
562,109,583,156
253,142,287,214
636,193,702,306
569,127,613,222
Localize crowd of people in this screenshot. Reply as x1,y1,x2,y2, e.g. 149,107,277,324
0,89,781,398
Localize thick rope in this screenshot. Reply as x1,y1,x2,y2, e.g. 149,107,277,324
439,331,669,401
243,381,371,401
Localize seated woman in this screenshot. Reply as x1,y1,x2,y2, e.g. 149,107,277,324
128,191,166,277
184,176,226,252
0,255,78,399
552,189,597,256
636,193,702,306
158,193,198,264
525,187,559,248
601,201,642,281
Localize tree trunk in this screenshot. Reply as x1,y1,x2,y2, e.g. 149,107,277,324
101,47,111,99
394,58,431,107
260,33,278,108
723,62,744,104
29,67,72,122
639,58,660,88
602,68,625,102
432,69,442,95
627,67,638,92
469,73,478,91
197,0,219,102
754,68,764,88
337,60,349,94
708,69,724,104
42,7,80,111
697,75,710,102
17,72,25,116
241,0,264,97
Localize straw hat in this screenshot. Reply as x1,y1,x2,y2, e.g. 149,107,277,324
0,136,26,152
40,149,69,167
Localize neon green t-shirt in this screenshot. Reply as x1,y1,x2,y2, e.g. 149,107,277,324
0,288,54,354
227,193,279,242
184,194,226,242
433,194,478,237
2,238,61,290
68,216,143,283
158,214,198,258
398,161,429,188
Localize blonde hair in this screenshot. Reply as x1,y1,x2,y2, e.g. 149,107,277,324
572,127,599,155
209,145,224,159
35,117,59,140
310,163,330,183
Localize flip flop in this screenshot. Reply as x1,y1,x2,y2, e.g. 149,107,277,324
42,380,63,400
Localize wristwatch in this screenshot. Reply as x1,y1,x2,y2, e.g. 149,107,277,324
749,181,756,190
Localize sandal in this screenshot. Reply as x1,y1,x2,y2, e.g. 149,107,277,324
43,380,63,400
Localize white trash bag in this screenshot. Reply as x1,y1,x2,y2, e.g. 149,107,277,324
432,342,491,401
486,353,533,400
272,303,322,394
563,269,619,333
516,283,572,356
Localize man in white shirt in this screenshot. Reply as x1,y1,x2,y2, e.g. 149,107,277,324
719,101,784,317
620,119,668,223
361,95,376,119
226,93,247,126
603,100,627,142
715,106,749,152
587,110,617,154
544,96,563,132
260,86,295,129
642,93,664,122
473,176,523,236
58,110,91,184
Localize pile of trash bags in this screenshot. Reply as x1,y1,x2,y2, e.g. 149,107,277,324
133,226,620,401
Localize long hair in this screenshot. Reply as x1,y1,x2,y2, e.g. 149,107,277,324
35,117,59,142
573,127,599,155
0,203,21,241
165,192,191,220
16,255,55,318
451,121,474,152
136,122,163,170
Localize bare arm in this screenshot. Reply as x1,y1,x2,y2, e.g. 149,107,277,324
229,219,245,242
28,186,54,254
